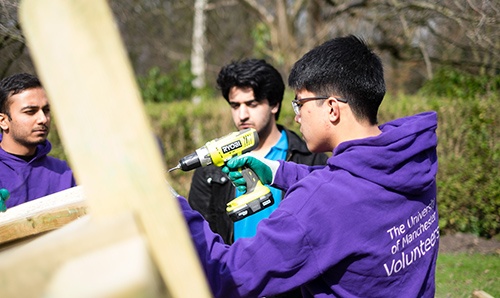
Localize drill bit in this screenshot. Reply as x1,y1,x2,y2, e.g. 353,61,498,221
168,164,181,172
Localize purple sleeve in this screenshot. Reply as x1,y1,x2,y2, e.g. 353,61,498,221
272,160,325,191
177,196,318,298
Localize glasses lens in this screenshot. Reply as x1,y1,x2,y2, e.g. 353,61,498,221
292,96,331,115
292,101,299,115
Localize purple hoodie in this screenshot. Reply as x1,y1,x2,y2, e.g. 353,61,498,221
180,111,439,298
0,134,76,208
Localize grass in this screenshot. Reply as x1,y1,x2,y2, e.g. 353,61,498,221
436,252,500,298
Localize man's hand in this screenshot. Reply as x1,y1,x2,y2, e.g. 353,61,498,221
222,153,279,192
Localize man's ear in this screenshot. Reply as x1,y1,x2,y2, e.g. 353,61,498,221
327,98,340,123
271,102,280,114
0,113,9,131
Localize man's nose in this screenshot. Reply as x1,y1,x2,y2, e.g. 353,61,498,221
294,113,301,124
239,104,250,119
36,110,49,124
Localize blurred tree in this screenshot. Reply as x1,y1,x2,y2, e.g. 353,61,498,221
191,0,207,91
0,0,29,76
366,0,500,78
1,0,499,91
109,1,194,75
235,0,500,88
236,0,376,72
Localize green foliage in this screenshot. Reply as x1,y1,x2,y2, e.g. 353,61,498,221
148,93,300,196
250,22,285,66
276,91,302,135
47,72,500,238
380,92,500,238
413,68,500,238
47,120,67,162
436,253,500,297
434,96,500,238
137,61,197,103
145,98,234,195
158,89,500,237
419,67,500,99
250,22,271,60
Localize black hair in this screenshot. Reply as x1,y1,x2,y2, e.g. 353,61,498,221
288,35,385,125
217,58,285,120
0,73,42,118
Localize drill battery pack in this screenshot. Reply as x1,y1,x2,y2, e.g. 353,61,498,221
226,187,274,222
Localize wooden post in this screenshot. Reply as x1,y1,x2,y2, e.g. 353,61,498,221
0,213,151,297
472,291,495,298
0,186,87,246
18,0,212,297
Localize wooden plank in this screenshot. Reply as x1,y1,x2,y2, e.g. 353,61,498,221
45,236,164,298
0,186,87,245
472,291,495,298
0,213,146,297
18,0,211,297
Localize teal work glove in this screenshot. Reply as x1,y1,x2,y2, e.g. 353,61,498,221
0,188,10,212
222,153,280,192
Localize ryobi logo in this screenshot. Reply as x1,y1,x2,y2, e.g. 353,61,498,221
222,140,242,154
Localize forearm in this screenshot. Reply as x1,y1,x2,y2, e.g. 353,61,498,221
272,160,324,191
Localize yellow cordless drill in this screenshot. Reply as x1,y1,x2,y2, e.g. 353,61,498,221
168,128,274,221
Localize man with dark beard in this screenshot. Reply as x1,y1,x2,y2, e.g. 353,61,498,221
0,73,76,209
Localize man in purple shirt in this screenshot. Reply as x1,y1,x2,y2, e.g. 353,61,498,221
179,35,439,297
0,73,76,209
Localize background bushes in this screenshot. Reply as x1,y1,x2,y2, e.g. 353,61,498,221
137,62,196,103
379,93,500,238
48,67,500,239
379,67,500,238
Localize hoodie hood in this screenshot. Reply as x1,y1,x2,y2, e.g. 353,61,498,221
0,133,75,209
330,111,438,195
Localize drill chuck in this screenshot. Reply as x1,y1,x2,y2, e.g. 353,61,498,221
170,146,212,172
177,152,201,171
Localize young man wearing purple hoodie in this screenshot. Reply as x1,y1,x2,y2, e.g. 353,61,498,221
0,73,76,209
178,35,439,297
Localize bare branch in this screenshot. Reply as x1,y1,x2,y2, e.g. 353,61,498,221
204,0,238,11
289,0,307,21
330,0,369,15
397,1,498,25
238,0,274,25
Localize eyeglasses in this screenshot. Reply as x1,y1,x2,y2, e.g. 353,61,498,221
291,96,348,115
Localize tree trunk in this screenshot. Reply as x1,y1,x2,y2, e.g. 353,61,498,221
191,0,207,93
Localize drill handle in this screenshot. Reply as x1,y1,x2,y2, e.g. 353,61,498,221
226,168,274,222
239,167,261,194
